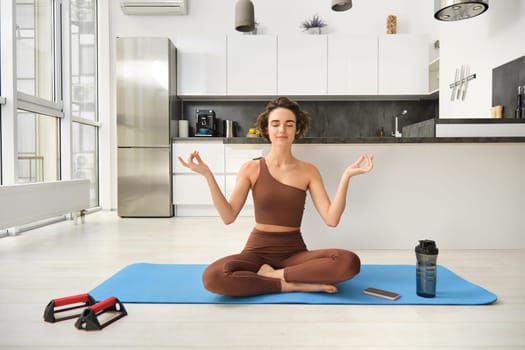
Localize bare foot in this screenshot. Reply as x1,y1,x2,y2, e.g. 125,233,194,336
257,264,338,294
281,281,338,294
257,264,277,277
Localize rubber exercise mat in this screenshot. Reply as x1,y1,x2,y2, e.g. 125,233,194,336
89,264,497,305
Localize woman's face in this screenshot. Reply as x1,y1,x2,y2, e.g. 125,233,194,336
267,107,297,144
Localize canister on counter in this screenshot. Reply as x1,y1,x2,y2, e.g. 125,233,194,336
491,105,503,119
223,120,235,138
178,120,189,138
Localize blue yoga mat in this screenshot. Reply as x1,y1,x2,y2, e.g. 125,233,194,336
89,264,497,305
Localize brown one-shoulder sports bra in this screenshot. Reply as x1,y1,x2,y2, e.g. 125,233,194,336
252,158,306,227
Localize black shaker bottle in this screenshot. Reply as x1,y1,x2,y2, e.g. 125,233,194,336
415,239,439,298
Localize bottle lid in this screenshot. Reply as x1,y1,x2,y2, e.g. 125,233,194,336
415,239,439,255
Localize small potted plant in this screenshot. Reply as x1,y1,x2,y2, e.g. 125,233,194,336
300,14,327,34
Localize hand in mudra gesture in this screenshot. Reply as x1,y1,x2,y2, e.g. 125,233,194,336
178,151,210,176
345,154,374,177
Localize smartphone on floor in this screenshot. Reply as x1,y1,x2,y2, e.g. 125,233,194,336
363,287,401,301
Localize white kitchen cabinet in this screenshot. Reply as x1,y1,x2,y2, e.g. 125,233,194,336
176,35,227,96
327,35,378,95
378,34,429,95
173,174,225,205
227,35,277,95
172,141,224,208
224,144,263,173
172,141,224,173
277,35,327,95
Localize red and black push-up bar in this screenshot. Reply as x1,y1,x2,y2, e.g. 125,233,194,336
74,296,128,331
44,293,127,330
44,293,96,323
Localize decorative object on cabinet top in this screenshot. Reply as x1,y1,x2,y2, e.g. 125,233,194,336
300,14,327,35
331,0,352,12
235,0,255,33
386,15,397,34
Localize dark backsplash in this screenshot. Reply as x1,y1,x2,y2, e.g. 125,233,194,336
181,99,438,138
492,55,525,119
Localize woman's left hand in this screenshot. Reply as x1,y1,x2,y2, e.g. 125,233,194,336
345,154,374,177
177,150,210,176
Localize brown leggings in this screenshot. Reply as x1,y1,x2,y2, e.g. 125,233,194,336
202,228,361,296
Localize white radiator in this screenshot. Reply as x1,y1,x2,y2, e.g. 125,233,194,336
0,179,90,230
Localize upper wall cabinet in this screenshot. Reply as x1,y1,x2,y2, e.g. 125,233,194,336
327,35,378,95
176,34,430,97
177,35,227,96
227,35,277,95
378,34,429,95
277,35,327,95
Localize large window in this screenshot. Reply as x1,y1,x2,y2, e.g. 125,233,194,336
16,0,62,183
70,0,99,207
17,110,59,182
10,0,99,206
16,0,56,99
0,17,3,183
1,0,99,208
72,122,98,206
70,0,96,122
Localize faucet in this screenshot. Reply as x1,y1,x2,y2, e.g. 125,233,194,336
392,110,407,138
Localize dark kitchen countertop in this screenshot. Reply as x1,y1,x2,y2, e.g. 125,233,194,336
436,118,525,124
201,136,525,144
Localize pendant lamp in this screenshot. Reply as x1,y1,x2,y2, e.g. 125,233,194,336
235,0,255,32
434,0,489,21
331,0,352,12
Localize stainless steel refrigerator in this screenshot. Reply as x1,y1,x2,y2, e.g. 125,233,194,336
117,37,175,217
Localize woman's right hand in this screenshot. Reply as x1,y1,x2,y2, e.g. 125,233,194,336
345,154,374,177
177,151,210,176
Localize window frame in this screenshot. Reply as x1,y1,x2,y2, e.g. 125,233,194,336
2,0,101,208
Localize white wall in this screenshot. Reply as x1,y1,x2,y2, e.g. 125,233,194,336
438,0,525,118
109,0,438,37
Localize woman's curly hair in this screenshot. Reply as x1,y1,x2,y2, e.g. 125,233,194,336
255,97,311,142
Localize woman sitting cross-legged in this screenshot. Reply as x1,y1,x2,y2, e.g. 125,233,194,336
178,97,374,296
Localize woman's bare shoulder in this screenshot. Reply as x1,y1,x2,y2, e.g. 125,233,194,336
296,161,322,186
299,160,320,174
239,158,261,176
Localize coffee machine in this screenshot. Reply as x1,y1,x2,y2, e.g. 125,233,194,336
194,109,216,137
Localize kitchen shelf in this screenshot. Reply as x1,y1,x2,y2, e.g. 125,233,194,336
429,57,439,94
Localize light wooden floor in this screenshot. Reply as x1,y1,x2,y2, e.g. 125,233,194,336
0,211,524,349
